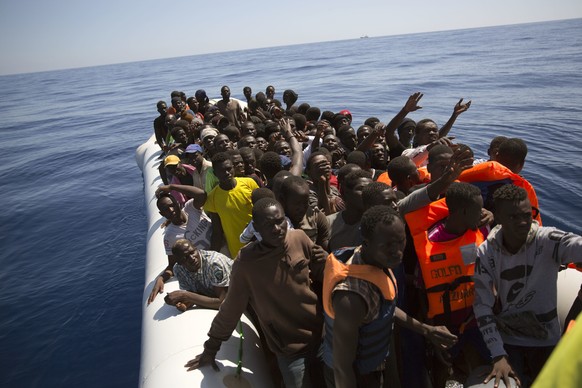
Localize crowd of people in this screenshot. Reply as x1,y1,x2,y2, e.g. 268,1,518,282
147,85,582,388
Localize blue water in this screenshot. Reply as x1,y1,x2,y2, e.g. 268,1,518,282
0,18,581,387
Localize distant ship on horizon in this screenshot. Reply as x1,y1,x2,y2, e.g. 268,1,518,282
360,35,369,39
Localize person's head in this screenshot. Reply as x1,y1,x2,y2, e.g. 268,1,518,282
493,184,532,248
397,118,416,147
214,133,234,153
427,144,453,181
165,114,177,130
292,113,306,132
336,163,362,192
306,151,332,181
256,136,268,152
305,107,321,122
195,89,209,105
172,239,202,273
279,176,310,225
338,109,352,124
445,182,483,232
370,143,388,169
186,96,198,113
337,125,357,151
260,151,283,182
251,187,276,204
322,134,340,151
211,152,234,185
238,134,257,149
496,138,527,174
487,136,508,161
364,117,380,127
222,125,240,143
283,89,298,107
346,150,368,169
156,100,167,116
200,127,219,151
362,182,398,211
360,205,406,269
171,96,186,114
387,156,420,193
183,144,204,166
298,103,311,115
341,170,373,212
332,114,349,130
252,198,287,247
414,119,439,146
238,146,257,175
265,85,275,99
273,140,292,157
243,86,252,101
171,127,189,145
220,85,231,100
240,120,257,137
357,125,372,144
157,193,182,223
227,150,245,177
271,170,293,200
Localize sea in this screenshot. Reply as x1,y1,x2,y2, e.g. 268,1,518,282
0,18,581,387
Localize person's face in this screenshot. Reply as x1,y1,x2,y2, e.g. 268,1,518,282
231,155,245,177
363,219,406,269
406,159,421,185
256,137,268,152
167,163,186,178
214,135,233,152
309,155,331,180
173,129,188,145
370,143,387,168
275,141,291,157
323,135,339,151
282,187,310,225
368,188,399,211
339,128,357,150
495,198,533,247
173,99,185,113
463,195,484,231
398,124,415,146
203,135,215,150
214,159,234,184
241,152,256,174
176,243,202,273
343,177,373,210
254,205,287,247
240,135,257,149
158,197,180,222
428,153,452,181
242,122,257,137
243,87,252,100
415,121,438,145
221,86,230,99
157,102,167,115
357,126,372,144
266,86,275,99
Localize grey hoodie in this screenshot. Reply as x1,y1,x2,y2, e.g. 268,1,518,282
473,222,582,358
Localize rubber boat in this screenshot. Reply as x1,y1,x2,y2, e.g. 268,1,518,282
135,132,271,388
135,99,582,388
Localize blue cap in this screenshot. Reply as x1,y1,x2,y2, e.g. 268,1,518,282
185,144,203,154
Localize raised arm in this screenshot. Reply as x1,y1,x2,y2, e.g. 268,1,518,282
156,184,207,209
383,92,424,149
438,98,471,138
280,118,304,176
426,147,473,201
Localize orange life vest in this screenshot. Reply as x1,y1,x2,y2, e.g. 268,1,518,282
405,198,485,319
458,161,542,225
323,252,397,319
376,168,430,188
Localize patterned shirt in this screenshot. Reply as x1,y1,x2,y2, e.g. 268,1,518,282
173,249,233,297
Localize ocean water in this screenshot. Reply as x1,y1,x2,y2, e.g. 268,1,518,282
0,18,581,387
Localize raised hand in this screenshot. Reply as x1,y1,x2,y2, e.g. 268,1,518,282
403,92,424,113
453,98,472,116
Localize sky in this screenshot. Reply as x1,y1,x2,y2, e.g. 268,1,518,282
0,0,581,75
